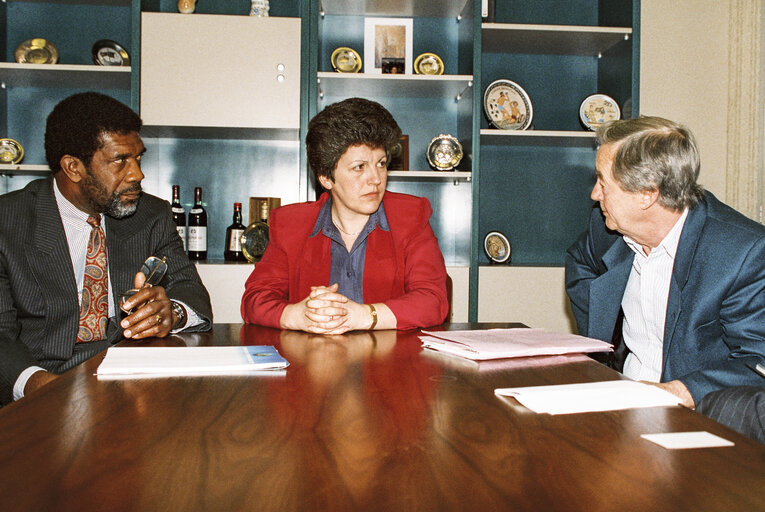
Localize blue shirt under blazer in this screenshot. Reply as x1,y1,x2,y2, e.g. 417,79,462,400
565,192,765,405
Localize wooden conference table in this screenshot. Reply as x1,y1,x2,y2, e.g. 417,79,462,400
0,323,763,511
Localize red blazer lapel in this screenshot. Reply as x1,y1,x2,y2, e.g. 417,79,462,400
363,228,400,304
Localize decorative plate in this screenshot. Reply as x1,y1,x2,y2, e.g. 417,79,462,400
414,52,444,75
331,47,362,73
484,231,511,264
15,38,59,64
426,134,463,171
579,94,621,130
483,79,532,130
92,40,131,66
0,139,24,165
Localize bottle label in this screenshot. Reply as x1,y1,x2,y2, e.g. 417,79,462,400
176,226,187,250
172,206,185,214
189,207,204,214
228,229,244,252
188,226,207,252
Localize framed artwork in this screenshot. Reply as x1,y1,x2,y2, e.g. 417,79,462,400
388,135,409,170
363,17,413,74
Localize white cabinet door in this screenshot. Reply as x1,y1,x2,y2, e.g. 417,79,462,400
141,13,300,130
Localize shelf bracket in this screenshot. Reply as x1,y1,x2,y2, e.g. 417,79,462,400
316,78,324,99
455,80,473,102
318,1,324,18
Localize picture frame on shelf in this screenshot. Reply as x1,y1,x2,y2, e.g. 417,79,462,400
388,135,409,170
363,17,413,75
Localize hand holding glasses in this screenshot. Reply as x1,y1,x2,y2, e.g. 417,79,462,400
119,256,168,314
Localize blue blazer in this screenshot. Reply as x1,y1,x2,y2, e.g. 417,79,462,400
565,192,765,404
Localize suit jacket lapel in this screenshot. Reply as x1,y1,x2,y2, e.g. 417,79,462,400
29,178,78,307
296,233,331,299
662,198,708,368
588,239,633,341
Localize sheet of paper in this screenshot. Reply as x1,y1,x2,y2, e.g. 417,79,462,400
420,328,612,360
96,345,289,377
495,380,681,414
641,432,734,449
422,348,591,373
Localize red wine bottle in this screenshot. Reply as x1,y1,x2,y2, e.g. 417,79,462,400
187,187,207,260
171,185,186,250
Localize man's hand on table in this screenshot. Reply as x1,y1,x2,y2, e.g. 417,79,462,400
644,379,695,408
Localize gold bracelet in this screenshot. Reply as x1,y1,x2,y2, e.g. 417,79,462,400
368,304,378,330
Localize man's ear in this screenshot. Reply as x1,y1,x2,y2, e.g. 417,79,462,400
641,188,660,209
59,155,85,183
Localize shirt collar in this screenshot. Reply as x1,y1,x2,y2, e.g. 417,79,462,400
53,178,97,230
623,207,689,259
310,196,389,238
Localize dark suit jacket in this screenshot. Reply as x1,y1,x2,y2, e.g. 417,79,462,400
241,191,449,330
565,192,765,405
0,177,212,404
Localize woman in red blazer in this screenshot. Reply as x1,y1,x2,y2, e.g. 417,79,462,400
241,98,448,333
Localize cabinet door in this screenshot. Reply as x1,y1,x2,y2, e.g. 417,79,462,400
140,13,300,130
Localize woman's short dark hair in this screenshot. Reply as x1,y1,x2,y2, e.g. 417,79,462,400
306,97,401,183
45,92,142,172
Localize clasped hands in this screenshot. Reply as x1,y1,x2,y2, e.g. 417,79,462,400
281,283,371,334
119,270,174,339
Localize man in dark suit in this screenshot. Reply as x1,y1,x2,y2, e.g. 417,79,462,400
0,92,212,405
565,116,765,410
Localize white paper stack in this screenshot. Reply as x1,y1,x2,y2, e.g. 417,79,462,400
420,328,612,361
495,380,682,415
96,345,289,378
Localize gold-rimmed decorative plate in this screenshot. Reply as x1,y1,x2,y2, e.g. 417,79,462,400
484,231,511,264
15,38,59,64
483,79,532,130
426,134,463,171
92,39,130,66
414,52,444,75
579,93,621,130
0,139,24,165
331,47,362,73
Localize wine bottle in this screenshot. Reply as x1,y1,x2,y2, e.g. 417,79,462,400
224,202,247,261
171,185,186,251
240,201,270,262
187,186,207,260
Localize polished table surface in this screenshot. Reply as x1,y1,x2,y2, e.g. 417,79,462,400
1,323,764,511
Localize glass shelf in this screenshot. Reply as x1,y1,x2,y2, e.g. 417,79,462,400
317,72,473,99
0,164,51,176
0,62,131,89
482,23,632,56
319,0,471,18
388,170,471,182
480,129,597,147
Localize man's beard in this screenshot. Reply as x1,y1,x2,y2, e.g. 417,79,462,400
82,171,142,219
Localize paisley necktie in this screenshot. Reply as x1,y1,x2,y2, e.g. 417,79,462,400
77,215,109,342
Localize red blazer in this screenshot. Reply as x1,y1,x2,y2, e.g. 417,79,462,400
241,191,449,330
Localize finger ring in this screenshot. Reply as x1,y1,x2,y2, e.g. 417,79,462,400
155,314,162,325
330,315,334,321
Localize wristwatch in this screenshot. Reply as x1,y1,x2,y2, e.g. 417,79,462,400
170,300,187,330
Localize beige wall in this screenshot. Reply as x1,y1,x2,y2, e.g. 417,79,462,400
639,0,731,198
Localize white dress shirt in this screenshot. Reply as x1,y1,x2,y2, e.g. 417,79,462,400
621,208,689,382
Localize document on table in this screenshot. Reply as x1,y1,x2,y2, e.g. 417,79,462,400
495,380,682,414
420,328,612,361
96,345,289,377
